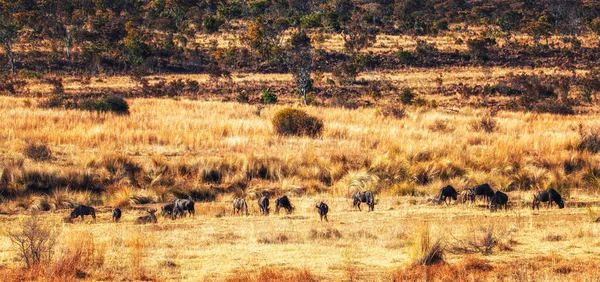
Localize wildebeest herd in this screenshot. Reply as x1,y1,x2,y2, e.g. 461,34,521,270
437,183,565,212
63,185,565,224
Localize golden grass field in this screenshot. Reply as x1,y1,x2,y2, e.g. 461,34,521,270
1,86,600,280
1,196,600,281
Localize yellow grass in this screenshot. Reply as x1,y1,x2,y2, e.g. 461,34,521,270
0,197,599,281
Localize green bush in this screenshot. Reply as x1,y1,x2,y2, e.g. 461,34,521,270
400,88,415,105
261,89,278,104
272,108,323,137
300,13,322,28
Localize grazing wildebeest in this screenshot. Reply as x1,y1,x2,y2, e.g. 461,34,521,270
275,195,294,214
258,196,270,215
135,209,157,224
112,208,122,222
532,188,565,210
232,197,249,216
491,191,509,211
70,205,96,223
472,183,495,205
172,198,195,218
316,202,329,222
458,189,475,204
353,191,375,211
161,203,174,217
438,185,458,205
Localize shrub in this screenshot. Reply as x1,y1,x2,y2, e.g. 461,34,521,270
272,108,323,137
466,37,496,61
262,89,278,104
8,213,59,268
577,125,600,154
470,115,497,133
377,103,406,119
24,143,52,161
300,13,322,28
400,88,415,105
80,95,130,115
534,99,574,115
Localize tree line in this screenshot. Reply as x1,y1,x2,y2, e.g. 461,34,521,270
1,0,600,98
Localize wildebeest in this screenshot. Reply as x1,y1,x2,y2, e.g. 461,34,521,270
161,203,174,217
316,202,329,222
353,191,375,211
491,191,509,211
232,197,249,216
458,189,475,204
258,196,269,215
70,205,96,223
438,185,458,205
472,183,495,205
112,208,122,222
275,195,294,214
172,198,195,218
135,209,157,224
532,188,565,210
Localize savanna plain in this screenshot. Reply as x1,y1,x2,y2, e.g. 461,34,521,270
2,89,600,281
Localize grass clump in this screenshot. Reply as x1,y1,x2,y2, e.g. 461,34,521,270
24,143,52,162
272,108,323,137
410,223,445,266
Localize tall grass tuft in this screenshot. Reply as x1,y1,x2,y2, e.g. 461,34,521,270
410,223,445,265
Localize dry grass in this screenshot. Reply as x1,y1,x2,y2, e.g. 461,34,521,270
0,198,596,280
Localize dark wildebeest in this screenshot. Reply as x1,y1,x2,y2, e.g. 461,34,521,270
532,188,565,210
258,196,269,215
472,183,495,205
232,197,249,216
135,209,157,224
275,196,294,214
316,202,329,222
491,191,509,211
161,203,174,217
172,198,195,219
353,191,375,211
438,185,458,205
70,205,96,223
112,208,122,222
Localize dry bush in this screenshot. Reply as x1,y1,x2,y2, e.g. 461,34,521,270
577,125,600,154
309,228,342,239
23,142,52,162
272,108,323,137
410,224,445,266
470,115,497,133
8,213,59,268
377,103,406,119
450,225,501,256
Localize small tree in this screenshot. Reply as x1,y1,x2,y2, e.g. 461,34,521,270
287,30,314,105
0,21,19,74
8,213,59,268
